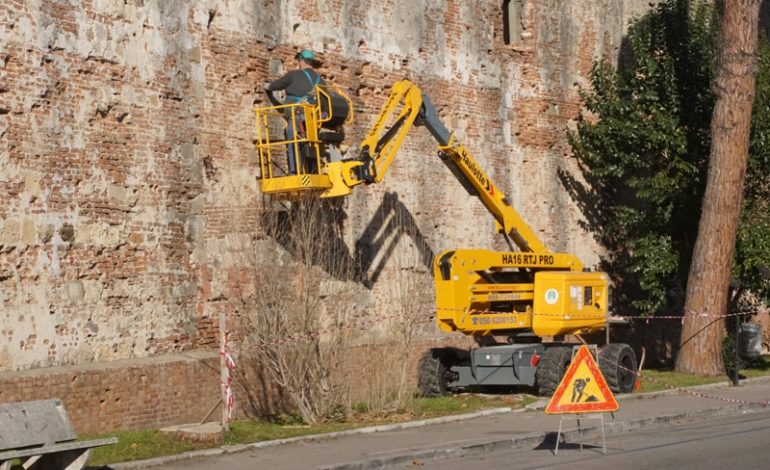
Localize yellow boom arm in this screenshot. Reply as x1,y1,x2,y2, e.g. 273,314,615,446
330,79,582,270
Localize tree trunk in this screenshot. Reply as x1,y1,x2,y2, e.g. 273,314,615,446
675,0,761,375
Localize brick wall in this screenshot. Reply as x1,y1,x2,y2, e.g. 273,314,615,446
0,352,218,434
0,0,658,432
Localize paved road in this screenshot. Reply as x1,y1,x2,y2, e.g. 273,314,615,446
398,408,770,470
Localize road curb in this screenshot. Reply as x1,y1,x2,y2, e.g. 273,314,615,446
111,407,514,469
319,403,770,470
523,374,770,411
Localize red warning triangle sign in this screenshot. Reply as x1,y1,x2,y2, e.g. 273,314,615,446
545,345,619,414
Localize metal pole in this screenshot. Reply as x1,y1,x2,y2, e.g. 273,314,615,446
220,310,230,431
732,316,740,386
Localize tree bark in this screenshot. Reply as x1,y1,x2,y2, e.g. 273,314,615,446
675,0,761,375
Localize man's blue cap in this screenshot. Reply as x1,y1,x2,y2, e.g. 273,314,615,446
296,49,315,61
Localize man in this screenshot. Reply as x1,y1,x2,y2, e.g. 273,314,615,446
263,49,325,175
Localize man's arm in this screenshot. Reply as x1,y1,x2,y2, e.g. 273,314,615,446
264,71,293,91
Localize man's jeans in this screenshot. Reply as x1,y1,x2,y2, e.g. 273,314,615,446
285,111,303,175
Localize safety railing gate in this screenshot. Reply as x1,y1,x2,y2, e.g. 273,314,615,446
254,86,353,198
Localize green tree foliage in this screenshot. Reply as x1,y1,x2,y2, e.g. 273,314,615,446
569,0,770,314
736,34,770,304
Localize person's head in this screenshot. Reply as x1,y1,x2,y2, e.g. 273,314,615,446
296,49,317,69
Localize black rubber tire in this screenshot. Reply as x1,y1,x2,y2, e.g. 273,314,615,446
598,343,638,394
417,349,451,397
535,346,572,397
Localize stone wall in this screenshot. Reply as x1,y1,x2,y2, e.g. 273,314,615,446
0,0,656,431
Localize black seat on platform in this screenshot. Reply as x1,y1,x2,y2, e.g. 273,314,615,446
319,131,345,143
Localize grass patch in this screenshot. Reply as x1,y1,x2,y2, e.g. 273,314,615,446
87,429,211,466
741,355,770,376
411,393,536,416
224,420,358,445
637,369,726,392
638,355,770,393
86,393,534,466
228,393,534,444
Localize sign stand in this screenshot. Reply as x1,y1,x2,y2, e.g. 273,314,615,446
554,411,624,455
545,345,624,455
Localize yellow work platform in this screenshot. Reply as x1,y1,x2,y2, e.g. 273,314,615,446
258,174,333,197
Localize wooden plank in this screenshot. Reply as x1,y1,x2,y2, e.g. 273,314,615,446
0,437,117,461
0,400,76,451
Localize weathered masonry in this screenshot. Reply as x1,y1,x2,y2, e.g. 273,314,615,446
0,0,656,433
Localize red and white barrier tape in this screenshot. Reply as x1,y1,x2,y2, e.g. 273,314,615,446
232,304,765,353
597,354,770,408
221,332,237,420
448,306,765,321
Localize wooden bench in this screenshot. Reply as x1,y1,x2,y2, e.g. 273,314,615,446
0,399,117,470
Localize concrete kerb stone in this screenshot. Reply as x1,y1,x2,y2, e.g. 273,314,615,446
318,437,531,470
110,407,514,470
112,447,227,470
524,374,770,411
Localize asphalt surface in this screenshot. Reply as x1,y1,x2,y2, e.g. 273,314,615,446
400,407,770,469
114,377,770,470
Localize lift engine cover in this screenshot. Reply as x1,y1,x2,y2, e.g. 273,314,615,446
531,271,608,337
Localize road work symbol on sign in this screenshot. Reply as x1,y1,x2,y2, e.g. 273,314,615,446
545,345,619,414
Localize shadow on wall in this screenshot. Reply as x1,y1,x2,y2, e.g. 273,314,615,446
353,192,434,288
232,350,290,419
264,191,434,288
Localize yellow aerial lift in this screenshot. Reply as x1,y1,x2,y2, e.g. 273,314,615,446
255,80,637,395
